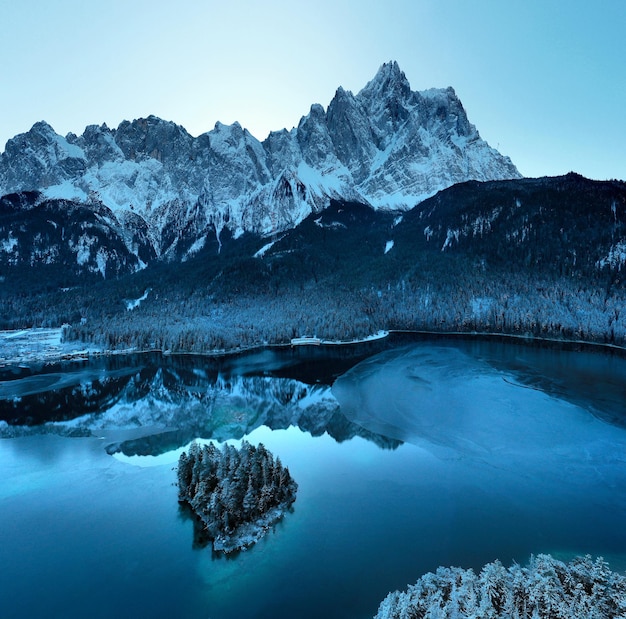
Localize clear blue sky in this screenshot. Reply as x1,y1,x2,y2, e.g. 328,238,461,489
1,0,624,180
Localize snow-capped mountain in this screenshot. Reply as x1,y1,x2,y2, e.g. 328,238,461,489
0,61,519,264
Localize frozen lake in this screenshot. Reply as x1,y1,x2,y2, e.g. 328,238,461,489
1,337,626,618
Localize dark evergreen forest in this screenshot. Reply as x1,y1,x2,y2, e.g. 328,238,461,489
2,174,626,353
178,441,297,552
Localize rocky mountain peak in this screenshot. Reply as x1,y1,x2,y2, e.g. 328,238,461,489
0,62,521,270
78,123,123,162
358,60,412,105
1,120,87,191
114,116,193,164
28,120,58,137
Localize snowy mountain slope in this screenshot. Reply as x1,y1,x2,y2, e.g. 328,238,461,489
0,191,154,280
3,175,626,348
0,62,519,268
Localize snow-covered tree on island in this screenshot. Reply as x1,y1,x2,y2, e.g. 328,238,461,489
177,440,297,553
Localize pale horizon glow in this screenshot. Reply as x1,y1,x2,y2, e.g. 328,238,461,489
1,0,624,181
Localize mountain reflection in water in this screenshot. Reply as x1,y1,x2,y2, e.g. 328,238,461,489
2,335,626,459
0,343,402,453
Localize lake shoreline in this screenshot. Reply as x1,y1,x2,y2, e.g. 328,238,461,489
2,327,626,369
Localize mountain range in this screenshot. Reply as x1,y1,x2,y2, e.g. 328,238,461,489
0,61,519,274
1,62,625,352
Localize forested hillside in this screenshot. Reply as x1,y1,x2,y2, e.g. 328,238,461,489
2,174,626,353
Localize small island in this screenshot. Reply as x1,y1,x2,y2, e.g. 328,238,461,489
177,440,298,553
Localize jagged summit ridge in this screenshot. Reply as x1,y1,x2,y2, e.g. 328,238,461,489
0,62,520,259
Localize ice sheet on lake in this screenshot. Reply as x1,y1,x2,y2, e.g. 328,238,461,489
332,345,626,461
0,327,101,364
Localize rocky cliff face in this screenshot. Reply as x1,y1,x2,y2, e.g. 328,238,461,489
0,61,519,268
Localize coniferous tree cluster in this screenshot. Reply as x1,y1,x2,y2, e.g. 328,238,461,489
53,269,626,354
177,441,297,552
375,554,626,619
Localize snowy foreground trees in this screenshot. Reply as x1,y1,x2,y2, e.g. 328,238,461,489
375,554,626,619
177,441,297,553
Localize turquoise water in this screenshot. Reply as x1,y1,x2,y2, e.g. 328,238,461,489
1,340,626,618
